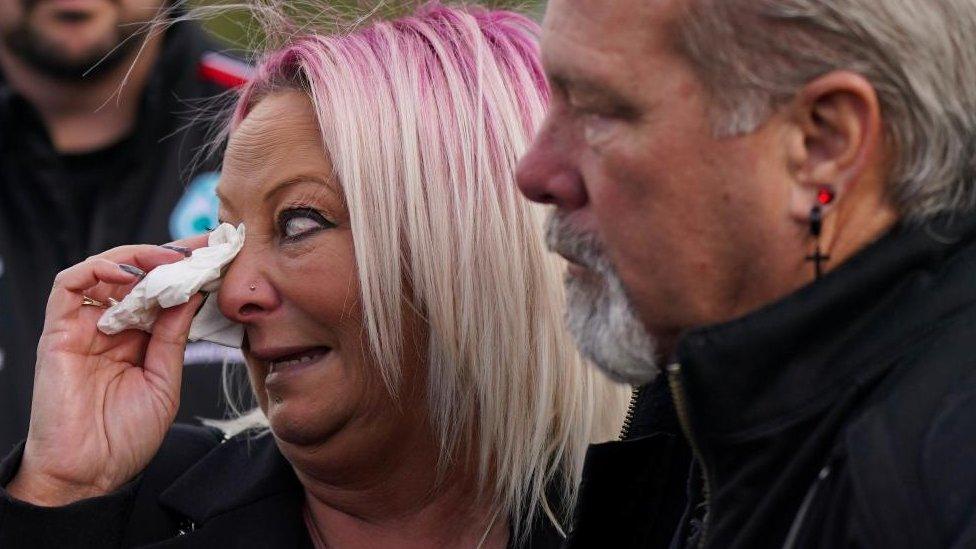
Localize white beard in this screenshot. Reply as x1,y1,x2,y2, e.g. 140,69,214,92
546,213,660,386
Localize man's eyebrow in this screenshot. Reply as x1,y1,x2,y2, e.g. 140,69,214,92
549,70,633,107
549,72,570,93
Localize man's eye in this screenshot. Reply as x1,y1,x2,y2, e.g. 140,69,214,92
277,208,333,241
581,112,617,144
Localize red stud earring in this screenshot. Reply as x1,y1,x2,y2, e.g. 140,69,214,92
817,187,836,206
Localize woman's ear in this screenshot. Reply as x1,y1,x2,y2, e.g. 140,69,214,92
786,70,883,223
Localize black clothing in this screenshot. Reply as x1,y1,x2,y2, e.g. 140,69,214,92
569,380,693,547
0,424,563,548
0,20,244,453
569,213,976,548
56,135,138,253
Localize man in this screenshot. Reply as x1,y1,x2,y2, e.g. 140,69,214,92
0,0,250,452
518,0,976,547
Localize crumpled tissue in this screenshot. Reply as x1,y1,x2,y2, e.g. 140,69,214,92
97,223,245,347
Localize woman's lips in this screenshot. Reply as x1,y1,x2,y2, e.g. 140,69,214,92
265,347,332,382
250,345,332,380
267,347,330,374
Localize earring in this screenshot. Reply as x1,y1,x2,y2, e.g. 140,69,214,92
805,187,835,280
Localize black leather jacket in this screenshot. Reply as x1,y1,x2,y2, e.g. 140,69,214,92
569,212,976,548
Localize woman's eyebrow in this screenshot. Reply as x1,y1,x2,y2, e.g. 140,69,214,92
215,188,237,219
215,176,339,214
264,176,340,204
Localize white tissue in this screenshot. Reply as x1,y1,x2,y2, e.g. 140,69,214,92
187,294,242,347
97,223,245,348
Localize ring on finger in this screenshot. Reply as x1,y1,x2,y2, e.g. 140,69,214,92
81,296,120,309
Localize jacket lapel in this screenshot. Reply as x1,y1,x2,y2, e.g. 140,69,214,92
569,433,692,548
157,430,312,547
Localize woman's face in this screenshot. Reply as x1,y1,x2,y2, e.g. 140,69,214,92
216,91,426,460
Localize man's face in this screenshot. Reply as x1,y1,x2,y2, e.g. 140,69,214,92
0,0,165,80
518,0,802,376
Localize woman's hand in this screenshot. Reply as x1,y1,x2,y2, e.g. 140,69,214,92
6,237,209,506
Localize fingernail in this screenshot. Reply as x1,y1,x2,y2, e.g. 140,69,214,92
118,263,146,279
160,244,192,257
195,292,210,314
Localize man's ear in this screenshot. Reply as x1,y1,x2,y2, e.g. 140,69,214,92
786,70,883,222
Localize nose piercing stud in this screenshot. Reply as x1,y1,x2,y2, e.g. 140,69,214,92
249,284,257,292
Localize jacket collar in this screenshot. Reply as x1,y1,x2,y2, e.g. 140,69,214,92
675,211,976,439
158,429,303,523
158,430,562,549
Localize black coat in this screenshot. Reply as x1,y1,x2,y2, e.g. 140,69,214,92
569,212,976,548
0,424,563,548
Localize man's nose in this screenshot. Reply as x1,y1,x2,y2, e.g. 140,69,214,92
516,117,588,210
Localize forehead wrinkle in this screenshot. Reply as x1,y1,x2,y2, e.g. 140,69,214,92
221,92,336,209
544,0,683,81
545,45,635,108
542,20,627,90
227,102,323,175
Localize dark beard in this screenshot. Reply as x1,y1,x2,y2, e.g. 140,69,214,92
2,16,141,82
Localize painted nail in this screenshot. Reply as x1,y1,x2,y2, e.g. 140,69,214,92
195,292,210,314
160,244,192,257
118,263,146,279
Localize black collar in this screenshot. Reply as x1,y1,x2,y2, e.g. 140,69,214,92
158,430,303,523
675,211,976,439
157,430,565,549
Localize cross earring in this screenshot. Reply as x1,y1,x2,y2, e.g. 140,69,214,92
805,187,835,280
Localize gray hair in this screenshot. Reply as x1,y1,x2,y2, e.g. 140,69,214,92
676,0,976,220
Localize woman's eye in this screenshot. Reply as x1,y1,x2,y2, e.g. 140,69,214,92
277,208,333,241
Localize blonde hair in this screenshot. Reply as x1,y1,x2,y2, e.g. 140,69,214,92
220,1,628,540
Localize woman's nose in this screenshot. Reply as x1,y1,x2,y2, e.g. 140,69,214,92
217,245,280,323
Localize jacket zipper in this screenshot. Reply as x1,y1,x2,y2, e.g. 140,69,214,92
667,362,712,548
619,386,642,440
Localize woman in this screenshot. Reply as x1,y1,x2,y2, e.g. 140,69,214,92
0,3,627,547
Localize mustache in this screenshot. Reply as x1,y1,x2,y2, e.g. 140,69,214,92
544,212,608,272
549,211,659,385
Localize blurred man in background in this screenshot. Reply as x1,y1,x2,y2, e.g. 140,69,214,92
0,0,250,452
